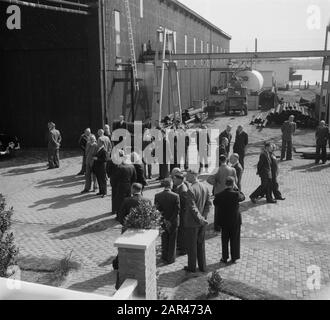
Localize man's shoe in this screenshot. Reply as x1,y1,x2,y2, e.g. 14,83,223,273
80,190,89,194
267,199,277,204
250,196,257,204
276,197,286,200
77,172,84,176
220,258,228,264
230,260,237,264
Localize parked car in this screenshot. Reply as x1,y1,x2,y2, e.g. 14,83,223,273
0,133,20,157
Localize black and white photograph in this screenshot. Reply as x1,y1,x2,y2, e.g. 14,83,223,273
0,0,330,303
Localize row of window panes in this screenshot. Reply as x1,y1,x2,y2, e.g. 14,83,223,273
184,35,227,66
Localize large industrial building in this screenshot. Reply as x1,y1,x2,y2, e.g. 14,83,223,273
1,0,231,147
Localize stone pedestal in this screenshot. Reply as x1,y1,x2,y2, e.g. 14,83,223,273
114,229,159,300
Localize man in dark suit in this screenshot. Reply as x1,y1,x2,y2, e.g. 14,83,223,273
172,171,188,255
155,179,180,264
118,183,151,226
213,177,245,264
250,142,277,204
315,120,329,164
229,153,243,191
47,122,62,169
233,125,248,168
113,155,137,219
219,125,233,154
269,143,285,200
183,170,212,273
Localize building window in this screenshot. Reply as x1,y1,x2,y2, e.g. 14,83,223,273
216,45,219,65
206,42,209,66
211,44,214,66
193,37,196,65
114,10,121,70
184,35,188,66
201,40,203,65
140,0,143,18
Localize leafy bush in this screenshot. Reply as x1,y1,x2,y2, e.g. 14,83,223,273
207,271,224,297
0,195,19,277
123,201,162,230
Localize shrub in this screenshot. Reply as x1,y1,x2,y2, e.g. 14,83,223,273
0,195,19,277
207,271,224,297
123,201,162,230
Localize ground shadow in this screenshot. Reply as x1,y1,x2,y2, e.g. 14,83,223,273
2,164,47,176
240,200,267,214
0,148,81,170
48,213,111,234
291,162,330,172
36,174,85,189
52,218,119,240
67,271,116,292
29,192,98,210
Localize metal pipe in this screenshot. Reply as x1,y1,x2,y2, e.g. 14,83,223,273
45,0,90,9
0,0,90,14
154,50,330,61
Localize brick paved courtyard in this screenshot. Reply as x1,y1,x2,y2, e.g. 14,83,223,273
1,112,330,300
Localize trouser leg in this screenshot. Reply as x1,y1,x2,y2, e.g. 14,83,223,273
281,140,287,160
167,226,178,263
238,152,245,169
161,231,169,261
272,179,282,199
221,228,230,261
81,153,86,173
250,184,263,199
315,144,321,163
230,225,241,261
197,225,206,272
185,228,198,272
48,148,54,168
53,149,60,167
322,144,327,163
177,225,186,254
286,140,293,160
262,177,272,201
84,164,92,191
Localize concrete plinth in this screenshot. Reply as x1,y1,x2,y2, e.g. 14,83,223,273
114,229,159,300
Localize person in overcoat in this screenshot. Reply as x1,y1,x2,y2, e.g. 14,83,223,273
183,170,212,273
93,138,108,197
155,179,180,264
213,177,245,264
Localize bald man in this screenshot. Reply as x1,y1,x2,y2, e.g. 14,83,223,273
315,120,329,164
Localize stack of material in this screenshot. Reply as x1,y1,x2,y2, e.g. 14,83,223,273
250,102,318,129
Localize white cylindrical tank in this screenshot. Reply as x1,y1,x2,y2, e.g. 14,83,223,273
237,70,264,91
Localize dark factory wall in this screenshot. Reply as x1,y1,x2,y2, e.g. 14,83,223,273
104,0,231,124
0,3,102,148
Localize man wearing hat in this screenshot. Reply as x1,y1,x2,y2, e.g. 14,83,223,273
155,178,180,264
47,122,62,169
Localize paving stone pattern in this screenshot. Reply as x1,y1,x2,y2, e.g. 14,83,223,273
0,113,329,300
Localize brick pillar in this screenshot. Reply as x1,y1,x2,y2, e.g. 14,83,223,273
114,229,159,300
